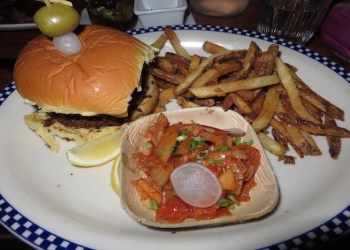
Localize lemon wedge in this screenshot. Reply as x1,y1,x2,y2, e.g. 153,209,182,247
66,126,125,167
111,154,121,196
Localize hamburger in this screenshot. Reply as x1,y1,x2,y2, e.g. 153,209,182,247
14,25,158,152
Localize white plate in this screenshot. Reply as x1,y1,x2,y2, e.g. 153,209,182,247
1,25,350,250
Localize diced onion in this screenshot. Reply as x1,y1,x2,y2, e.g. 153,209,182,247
53,32,82,55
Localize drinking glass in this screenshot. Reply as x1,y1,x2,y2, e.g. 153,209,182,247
257,0,333,44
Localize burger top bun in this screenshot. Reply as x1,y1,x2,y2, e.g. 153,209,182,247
14,25,155,117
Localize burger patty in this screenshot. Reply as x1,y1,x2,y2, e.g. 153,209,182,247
44,113,125,129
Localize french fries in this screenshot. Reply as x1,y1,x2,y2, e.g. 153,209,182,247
281,123,313,158
151,34,168,51
164,27,191,59
254,44,279,76
222,41,259,81
277,113,350,137
252,85,280,132
189,74,280,98
275,57,319,124
148,27,350,164
159,87,176,105
175,49,240,96
223,92,252,114
292,71,345,121
325,114,341,159
191,68,221,88
189,55,202,72
155,57,177,74
150,67,184,85
203,41,228,54
191,60,242,88
258,132,286,156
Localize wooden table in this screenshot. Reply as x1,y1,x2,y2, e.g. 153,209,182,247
0,0,349,248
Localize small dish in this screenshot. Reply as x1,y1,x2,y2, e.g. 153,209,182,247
119,106,279,228
134,0,188,27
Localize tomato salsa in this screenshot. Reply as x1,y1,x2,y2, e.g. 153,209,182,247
132,113,261,223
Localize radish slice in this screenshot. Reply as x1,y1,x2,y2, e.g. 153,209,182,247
170,162,223,208
224,128,246,136
202,125,245,137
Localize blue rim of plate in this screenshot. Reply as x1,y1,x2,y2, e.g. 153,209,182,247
1,24,350,250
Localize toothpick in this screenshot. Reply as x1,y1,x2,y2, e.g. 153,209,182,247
51,0,73,7
44,0,51,7
40,0,73,7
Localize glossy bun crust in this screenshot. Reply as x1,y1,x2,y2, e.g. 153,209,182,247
14,25,155,117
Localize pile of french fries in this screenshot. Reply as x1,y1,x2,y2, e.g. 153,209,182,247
148,27,350,164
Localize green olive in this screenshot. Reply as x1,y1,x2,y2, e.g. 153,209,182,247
34,3,80,37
